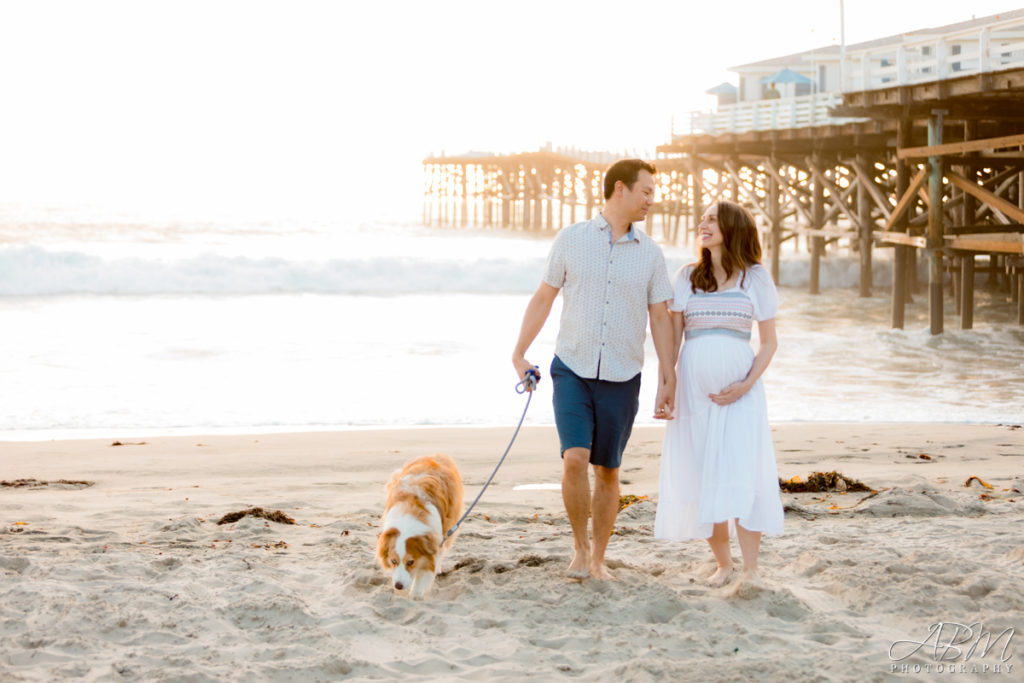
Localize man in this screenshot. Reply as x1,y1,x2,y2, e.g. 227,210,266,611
764,82,781,99
511,158,676,580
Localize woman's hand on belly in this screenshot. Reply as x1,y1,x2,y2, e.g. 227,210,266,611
709,379,752,406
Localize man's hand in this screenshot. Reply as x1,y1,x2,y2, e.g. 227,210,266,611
511,282,558,393
653,376,675,419
512,356,541,391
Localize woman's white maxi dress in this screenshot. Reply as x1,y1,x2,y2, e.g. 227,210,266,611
654,263,784,540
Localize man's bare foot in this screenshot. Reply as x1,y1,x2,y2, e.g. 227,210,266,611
589,562,616,581
707,566,734,587
566,551,590,579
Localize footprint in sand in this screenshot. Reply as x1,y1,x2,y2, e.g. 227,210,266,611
444,557,487,575
641,594,687,623
347,570,389,593
741,585,810,618
517,555,558,568
961,576,998,599
791,551,829,577
804,618,869,645
151,556,183,572
0,557,31,574
473,617,507,629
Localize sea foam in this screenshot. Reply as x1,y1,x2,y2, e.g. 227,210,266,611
0,246,545,296
1,245,915,297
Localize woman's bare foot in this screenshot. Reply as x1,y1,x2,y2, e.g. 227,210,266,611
566,551,590,579
740,569,764,587
707,565,734,587
589,562,616,581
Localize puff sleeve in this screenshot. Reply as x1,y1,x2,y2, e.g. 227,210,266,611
669,265,695,313
647,247,674,305
742,264,779,321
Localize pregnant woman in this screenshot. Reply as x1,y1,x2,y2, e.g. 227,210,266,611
654,199,784,588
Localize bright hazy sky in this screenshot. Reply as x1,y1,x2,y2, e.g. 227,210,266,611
0,0,1017,219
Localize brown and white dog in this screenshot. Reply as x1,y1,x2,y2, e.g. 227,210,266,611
376,454,464,598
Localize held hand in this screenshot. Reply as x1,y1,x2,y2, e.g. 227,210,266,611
653,377,675,420
709,380,750,406
512,356,541,392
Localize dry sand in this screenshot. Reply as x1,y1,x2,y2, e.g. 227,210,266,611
2,423,1023,682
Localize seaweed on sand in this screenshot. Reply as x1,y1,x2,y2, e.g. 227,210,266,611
215,507,296,525
1,478,94,489
618,494,649,511
778,471,873,493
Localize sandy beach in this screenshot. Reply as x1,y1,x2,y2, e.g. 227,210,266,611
2,422,1022,681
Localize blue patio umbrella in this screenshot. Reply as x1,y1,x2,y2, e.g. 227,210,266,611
760,68,812,84
705,81,738,105
705,82,738,95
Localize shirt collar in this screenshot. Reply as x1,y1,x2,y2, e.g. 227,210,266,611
594,213,638,242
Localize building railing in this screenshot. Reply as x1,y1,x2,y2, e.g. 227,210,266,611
841,14,1024,91
676,92,865,138
426,143,652,166
676,13,1024,138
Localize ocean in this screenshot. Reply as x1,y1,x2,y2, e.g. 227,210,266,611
1,202,1022,441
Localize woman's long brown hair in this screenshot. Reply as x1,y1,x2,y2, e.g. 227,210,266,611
690,200,762,293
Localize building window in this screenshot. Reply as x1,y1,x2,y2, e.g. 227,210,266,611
880,57,892,83
819,65,827,92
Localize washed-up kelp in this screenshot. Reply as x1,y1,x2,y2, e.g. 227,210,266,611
215,507,296,525
779,471,872,493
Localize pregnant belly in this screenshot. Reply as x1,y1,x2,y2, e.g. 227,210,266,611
680,335,754,396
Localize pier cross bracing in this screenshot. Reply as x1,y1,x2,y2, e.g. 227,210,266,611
423,10,1024,332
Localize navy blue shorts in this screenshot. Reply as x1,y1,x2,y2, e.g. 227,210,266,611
550,355,641,469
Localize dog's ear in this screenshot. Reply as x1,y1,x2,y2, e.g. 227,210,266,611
376,528,399,568
405,534,440,572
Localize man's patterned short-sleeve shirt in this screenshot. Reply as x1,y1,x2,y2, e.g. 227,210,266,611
542,213,673,382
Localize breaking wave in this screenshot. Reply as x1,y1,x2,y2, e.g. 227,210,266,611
0,245,914,297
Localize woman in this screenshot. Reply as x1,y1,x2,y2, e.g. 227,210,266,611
654,200,784,587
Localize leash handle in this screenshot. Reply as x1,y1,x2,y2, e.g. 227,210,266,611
516,367,540,394
446,376,535,538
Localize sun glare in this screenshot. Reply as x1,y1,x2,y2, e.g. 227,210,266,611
0,0,1011,219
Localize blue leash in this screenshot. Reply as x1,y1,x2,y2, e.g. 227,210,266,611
444,368,539,538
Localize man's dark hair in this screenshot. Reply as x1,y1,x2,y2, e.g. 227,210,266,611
603,158,656,200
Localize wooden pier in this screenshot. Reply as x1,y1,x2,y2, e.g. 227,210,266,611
423,11,1024,332
422,146,694,243
422,147,630,233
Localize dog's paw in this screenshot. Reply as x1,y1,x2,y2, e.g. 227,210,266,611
408,572,436,599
